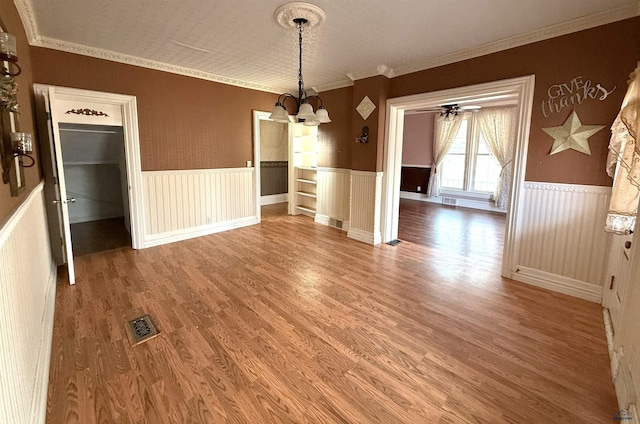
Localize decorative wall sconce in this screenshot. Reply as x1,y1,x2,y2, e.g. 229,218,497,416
355,126,369,143
0,31,20,77
2,132,34,184
0,26,29,196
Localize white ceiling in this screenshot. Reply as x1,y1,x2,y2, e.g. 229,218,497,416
17,0,640,94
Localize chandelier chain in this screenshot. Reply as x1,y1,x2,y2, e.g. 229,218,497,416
298,20,304,102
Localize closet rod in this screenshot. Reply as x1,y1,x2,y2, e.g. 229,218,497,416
59,128,121,134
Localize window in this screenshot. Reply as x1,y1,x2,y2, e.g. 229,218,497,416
440,115,501,194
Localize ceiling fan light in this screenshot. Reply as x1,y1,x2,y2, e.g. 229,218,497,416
296,102,316,121
269,104,290,123
315,107,331,123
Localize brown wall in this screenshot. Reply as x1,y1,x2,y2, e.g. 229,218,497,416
350,75,391,172
317,86,352,169
0,0,38,224
391,17,640,186
5,10,637,228
30,48,278,172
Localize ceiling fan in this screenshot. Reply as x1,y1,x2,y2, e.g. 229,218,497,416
414,103,481,117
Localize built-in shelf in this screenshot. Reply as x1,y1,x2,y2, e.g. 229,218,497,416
297,191,316,198
296,205,316,214
296,178,317,184
291,124,318,218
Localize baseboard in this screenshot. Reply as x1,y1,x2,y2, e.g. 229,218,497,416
314,213,330,226
144,216,259,248
260,193,288,205
603,308,619,375
604,308,639,422
347,227,382,245
399,191,506,214
512,265,603,302
30,262,57,424
614,350,639,414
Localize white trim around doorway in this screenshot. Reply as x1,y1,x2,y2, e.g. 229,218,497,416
34,84,145,250
381,75,536,278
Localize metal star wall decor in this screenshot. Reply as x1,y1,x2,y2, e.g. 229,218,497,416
542,110,605,155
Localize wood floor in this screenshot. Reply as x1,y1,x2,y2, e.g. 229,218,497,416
70,217,131,257
47,201,617,423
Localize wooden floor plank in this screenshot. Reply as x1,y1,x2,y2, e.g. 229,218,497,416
46,201,617,423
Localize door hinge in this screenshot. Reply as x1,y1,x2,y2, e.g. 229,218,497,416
610,275,615,290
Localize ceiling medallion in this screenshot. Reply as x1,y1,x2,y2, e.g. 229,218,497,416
269,2,331,126
274,2,326,30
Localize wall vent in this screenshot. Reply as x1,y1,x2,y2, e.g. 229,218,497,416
443,197,457,206
329,218,343,229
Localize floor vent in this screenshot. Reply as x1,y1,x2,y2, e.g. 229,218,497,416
386,239,402,246
442,197,457,206
128,315,160,346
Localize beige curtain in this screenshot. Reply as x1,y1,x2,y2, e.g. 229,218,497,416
427,115,463,197
605,62,640,235
476,107,517,209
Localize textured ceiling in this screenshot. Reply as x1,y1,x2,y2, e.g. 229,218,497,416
18,0,640,94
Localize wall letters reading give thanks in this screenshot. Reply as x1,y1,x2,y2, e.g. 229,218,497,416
542,76,616,117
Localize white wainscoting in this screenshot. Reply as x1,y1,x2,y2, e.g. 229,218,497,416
0,183,56,424
348,170,383,245
513,182,611,302
143,168,258,247
315,167,351,230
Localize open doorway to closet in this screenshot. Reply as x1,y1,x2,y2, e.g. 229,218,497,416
59,123,131,256
34,84,143,285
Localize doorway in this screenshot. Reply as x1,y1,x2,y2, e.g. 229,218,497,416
59,123,131,256
382,75,536,278
34,84,144,284
253,110,290,221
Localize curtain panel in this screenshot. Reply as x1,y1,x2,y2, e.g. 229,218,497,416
427,116,462,198
476,107,517,210
606,62,640,235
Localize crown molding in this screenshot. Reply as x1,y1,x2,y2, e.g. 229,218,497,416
392,2,640,78
330,2,639,87
14,0,640,94
14,0,40,45
36,37,284,94
346,64,395,82
312,79,353,93
14,1,284,94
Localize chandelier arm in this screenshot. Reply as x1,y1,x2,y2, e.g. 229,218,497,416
305,95,324,107
277,93,300,108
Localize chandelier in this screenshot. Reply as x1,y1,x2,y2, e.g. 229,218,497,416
270,3,330,126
